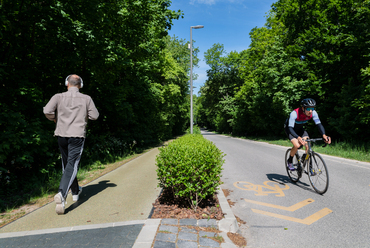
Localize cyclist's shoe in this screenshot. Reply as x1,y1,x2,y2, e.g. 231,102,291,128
309,168,317,176
287,161,295,171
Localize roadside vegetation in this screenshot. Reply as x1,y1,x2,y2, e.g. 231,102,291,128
258,138,370,163
156,126,224,210
0,1,199,214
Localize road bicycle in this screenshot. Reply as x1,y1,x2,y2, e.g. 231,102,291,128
285,138,329,194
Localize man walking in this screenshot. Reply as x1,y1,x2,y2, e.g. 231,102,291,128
43,74,99,214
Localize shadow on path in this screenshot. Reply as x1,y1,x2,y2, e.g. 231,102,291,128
266,173,315,193
65,180,117,214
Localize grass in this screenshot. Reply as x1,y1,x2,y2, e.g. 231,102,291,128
207,234,224,243
214,131,370,163
248,137,370,163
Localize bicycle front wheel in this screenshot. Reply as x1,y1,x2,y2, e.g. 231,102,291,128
308,152,329,194
285,148,301,183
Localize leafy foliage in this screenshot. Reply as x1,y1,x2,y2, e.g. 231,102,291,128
198,44,245,133
185,125,201,134
198,0,370,142
156,134,224,210
0,0,197,211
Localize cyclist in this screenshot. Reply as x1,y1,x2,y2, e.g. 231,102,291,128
284,98,331,172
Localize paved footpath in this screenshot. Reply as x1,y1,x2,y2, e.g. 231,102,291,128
148,218,237,248
0,147,239,248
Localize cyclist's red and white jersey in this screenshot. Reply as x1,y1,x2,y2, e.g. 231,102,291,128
288,107,321,128
285,107,326,139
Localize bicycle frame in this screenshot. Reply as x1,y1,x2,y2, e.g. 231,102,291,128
285,137,329,194
300,138,326,170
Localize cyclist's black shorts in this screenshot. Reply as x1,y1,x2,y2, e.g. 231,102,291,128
284,119,309,141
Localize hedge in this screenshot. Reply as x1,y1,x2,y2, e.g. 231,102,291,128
156,134,224,210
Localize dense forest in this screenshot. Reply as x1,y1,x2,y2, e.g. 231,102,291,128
197,0,370,141
0,0,199,208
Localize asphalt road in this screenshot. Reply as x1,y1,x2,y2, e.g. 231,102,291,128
202,130,370,248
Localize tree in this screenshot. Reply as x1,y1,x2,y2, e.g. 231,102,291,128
0,0,189,210
199,44,244,133
198,1,370,140
272,0,370,138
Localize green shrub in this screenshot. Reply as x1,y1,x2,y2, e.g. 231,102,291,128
156,134,224,210
185,125,201,134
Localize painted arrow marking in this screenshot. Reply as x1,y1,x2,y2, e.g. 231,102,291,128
245,198,332,225
244,198,314,212
251,208,333,225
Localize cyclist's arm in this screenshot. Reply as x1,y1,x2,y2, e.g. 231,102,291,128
288,127,299,138
312,111,325,135
316,123,325,135
313,111,331,143
288,111,300,138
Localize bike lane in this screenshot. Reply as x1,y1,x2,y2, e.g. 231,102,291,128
202,130,370,248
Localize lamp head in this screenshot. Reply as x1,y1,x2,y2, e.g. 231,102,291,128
192,25,204,29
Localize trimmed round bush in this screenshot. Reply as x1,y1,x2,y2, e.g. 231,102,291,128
156,134,225,210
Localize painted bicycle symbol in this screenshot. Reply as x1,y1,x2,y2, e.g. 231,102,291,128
233,181,290,197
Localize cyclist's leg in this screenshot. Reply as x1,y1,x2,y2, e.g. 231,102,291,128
284,125,301,162
288,129,304,159
287,135,301,171
289,138,301,157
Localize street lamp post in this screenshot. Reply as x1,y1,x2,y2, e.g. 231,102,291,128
190,25,204,134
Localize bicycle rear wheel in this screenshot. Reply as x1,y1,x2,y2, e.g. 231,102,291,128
308,152,329,194
285,148,301,183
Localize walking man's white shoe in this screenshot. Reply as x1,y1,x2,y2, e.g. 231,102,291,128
73,186,83,202
54,192,66,215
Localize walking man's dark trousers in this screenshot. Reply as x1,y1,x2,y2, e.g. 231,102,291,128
58,137,85,199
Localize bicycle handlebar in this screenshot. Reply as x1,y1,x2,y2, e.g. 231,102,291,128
305,138,328,147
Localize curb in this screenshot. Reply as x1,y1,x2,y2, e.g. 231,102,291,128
0,220,146,239
132,186,239,248
217,186,239,234
132,219,161,248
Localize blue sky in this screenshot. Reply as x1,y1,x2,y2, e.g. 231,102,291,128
167,0,277,95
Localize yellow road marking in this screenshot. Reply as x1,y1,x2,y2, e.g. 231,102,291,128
244,198,314,212
233,181,290,197
252,208,333,225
